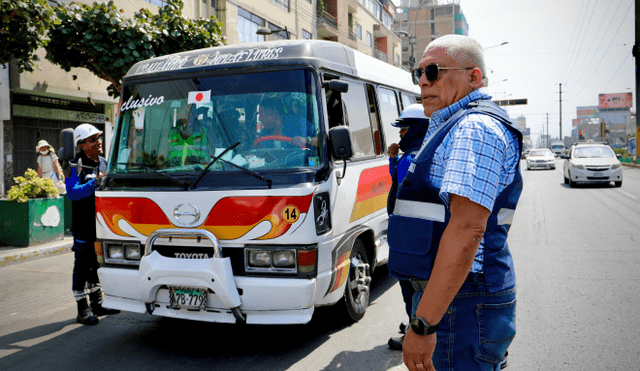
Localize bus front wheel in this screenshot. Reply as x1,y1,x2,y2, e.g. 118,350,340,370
341,239,372,322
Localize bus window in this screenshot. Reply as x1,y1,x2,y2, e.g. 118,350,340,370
400,92,417,110
366,84,383,155
377,87,401,153
341,81,375,158
325,90,344,129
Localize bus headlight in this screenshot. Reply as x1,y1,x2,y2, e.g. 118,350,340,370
248,250,272,267
102,241,143,266
272,250,296,268
109,245,124,260
125,243,142,260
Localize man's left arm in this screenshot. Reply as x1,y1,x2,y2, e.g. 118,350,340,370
403,194,490,370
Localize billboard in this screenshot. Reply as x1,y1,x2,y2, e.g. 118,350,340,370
576,106,599,119
598,93,633,109
572,119,582,126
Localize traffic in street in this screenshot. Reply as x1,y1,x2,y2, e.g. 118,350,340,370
1,160,640,371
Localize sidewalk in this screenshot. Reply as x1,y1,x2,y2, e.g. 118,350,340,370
0,235,74,267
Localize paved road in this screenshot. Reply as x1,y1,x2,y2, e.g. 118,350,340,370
1,160,639,370
506,161,640,370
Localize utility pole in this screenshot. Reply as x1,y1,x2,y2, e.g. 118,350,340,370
559,83,563,141
546,113,549,148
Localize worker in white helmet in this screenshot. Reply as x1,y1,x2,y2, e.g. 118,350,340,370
386,103,430,351
66,123,120,325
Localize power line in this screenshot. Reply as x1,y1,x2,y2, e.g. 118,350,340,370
568,0,633,100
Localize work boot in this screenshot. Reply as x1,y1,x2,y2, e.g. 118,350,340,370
76,297,99,326
89,289,121,316
399,321,409,334
388,335,404,350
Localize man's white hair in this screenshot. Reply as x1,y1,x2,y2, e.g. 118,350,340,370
424,35,488,87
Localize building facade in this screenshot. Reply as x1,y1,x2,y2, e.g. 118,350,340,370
1,0,405,195
393,0,468,70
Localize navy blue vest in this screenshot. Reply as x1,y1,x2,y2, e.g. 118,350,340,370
387,100,523,292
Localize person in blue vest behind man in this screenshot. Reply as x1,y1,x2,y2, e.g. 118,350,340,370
66,124,120,325
388,35,522,371
386,104,429,351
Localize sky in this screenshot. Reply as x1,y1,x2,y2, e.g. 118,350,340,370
395,0,635,145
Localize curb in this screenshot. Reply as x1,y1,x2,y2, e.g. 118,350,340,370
0,236,74,267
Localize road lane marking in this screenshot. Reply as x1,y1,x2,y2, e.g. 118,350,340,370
616,190,637,200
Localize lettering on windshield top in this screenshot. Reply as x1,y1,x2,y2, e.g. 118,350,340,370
206,47,284,65
119,95,165,112
134,56,190,75
133,47,285,75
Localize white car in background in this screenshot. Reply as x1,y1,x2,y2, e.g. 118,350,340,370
526,148,556,170
563,143,623,187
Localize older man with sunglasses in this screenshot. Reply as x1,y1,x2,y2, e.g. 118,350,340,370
387,35,523,371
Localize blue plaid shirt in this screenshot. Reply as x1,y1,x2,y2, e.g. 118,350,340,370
422,88,520,272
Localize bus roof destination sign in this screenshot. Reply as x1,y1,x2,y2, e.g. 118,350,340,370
493,98,528,106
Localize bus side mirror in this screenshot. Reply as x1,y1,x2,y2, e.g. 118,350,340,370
329,126,353,184
58,128,76,178
323,80,349,93
58,128,76,161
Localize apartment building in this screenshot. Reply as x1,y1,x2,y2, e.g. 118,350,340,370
393,0,468,69
1,0,403,194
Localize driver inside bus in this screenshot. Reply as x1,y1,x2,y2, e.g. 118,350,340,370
256,97,318,149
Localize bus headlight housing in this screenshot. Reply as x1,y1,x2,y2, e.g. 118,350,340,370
101,241,143,266
245,245,316,277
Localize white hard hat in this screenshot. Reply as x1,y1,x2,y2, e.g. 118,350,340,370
392,104,429,127
74,123,103,146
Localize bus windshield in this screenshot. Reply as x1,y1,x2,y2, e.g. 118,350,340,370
109,69,323,174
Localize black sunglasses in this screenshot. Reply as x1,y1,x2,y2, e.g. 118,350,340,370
81,135,102,145
411,64,475,84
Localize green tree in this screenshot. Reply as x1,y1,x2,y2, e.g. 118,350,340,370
45,0,225,98
0,0,56,72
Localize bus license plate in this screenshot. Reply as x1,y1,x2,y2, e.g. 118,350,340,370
168,287,207,310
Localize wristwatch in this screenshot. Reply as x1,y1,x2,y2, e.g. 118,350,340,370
410,317,439,336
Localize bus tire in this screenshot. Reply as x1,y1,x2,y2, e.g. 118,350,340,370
341,238,371,322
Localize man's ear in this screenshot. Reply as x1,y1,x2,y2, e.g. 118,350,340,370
469,68,484,89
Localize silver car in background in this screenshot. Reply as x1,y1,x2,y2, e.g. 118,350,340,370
526,148,556,170
563,142,623,187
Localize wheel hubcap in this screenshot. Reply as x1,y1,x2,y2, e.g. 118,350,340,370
349,254,371,313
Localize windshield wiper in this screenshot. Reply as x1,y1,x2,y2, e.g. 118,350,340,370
190,141,273,190
219,157,273,189
190,142,240,190
128,163,191,190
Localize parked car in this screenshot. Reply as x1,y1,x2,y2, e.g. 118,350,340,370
563,142,623,187
526,148,555,170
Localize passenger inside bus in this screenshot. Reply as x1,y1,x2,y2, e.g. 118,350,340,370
255,97,318,149
167,108,210,167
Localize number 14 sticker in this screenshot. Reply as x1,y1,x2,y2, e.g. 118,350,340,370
282,205,301,223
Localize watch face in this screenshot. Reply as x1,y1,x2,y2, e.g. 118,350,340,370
410,317,425,334
411,317,438,335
